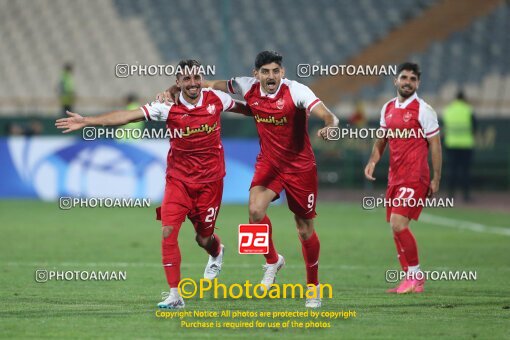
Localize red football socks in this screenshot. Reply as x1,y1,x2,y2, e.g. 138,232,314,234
300,231,320,286
161,226,181,288
251,215,279,264
204,233,222,258
392,232,409,271
394,227,419,267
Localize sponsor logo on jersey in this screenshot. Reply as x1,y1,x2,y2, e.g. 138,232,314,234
182,122,218,137
254,114,287,126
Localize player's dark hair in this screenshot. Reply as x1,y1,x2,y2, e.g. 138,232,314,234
176,59,201,78
397,62,421,79
254,51,283,69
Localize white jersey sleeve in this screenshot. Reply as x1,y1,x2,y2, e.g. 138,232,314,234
211,89,235,112
287,80,321,112
418,99,440,137
141,101,172,121
227,77,258,97
379,101,390,129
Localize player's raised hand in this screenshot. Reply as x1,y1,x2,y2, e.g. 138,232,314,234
156,85,180,105
428,178,440,197
55,111,86,133
317,127,329,141
364,161,376,181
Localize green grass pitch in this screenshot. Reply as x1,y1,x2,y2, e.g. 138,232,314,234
1,201,509,339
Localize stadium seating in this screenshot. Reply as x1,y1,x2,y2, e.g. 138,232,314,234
0,0,508,116
360,2,510,115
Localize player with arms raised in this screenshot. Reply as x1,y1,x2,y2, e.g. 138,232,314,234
364,62,442,293
162,51,339,307
56,59,250,309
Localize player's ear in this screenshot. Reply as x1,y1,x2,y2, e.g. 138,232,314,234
393,77,398,87
252,68,259,79
280,66,285,78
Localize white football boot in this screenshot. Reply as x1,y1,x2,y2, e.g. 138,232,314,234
260,254,285,292
157,289,185,309
204,244,224,280
305,284,322,308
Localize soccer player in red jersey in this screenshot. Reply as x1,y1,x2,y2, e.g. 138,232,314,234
364,62,442,294
56,60,250,309
161,51,339,307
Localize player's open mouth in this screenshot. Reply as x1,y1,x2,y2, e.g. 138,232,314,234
187,86,199,94
266,81,276,91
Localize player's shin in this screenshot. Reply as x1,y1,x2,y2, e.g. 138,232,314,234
202,233,222,258
393,232,409,272
394,227,420,272
162,228,181,288
251,215,279,264
300,231,320,286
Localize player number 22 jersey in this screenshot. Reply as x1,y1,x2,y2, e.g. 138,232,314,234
379,93,440,186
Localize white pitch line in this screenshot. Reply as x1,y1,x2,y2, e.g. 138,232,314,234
420,213,510,236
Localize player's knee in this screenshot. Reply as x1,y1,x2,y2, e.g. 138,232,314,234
249,202,266,222
389,218,406,232
162,226,174,238
295,215,314,239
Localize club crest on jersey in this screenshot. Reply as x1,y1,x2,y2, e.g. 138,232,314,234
403,112,412,122
207,104,216,115
276,98,285,110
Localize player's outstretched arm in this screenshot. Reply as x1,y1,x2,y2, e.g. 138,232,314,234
55,109,144,133
364,137,387,181
311,103,339,140
427,134,442,196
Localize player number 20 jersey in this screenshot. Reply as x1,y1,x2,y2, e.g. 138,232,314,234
142,88,234,183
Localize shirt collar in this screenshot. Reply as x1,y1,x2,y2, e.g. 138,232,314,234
179,89,203,109
395,92,418,109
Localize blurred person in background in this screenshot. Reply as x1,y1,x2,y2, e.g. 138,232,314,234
5,121,43,136
59,63,76,116
349,100,372,189
349,100,367,128
117,93,144,142
442,91,476,202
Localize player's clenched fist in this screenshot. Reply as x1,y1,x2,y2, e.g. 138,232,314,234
317,127,329,141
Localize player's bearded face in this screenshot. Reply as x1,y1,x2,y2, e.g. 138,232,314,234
395,70,419,99
177,73,202,100
255,63,284,94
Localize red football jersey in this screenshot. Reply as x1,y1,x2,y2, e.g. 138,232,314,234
142,88,234,183
379,93,440,186
227,77,321,173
